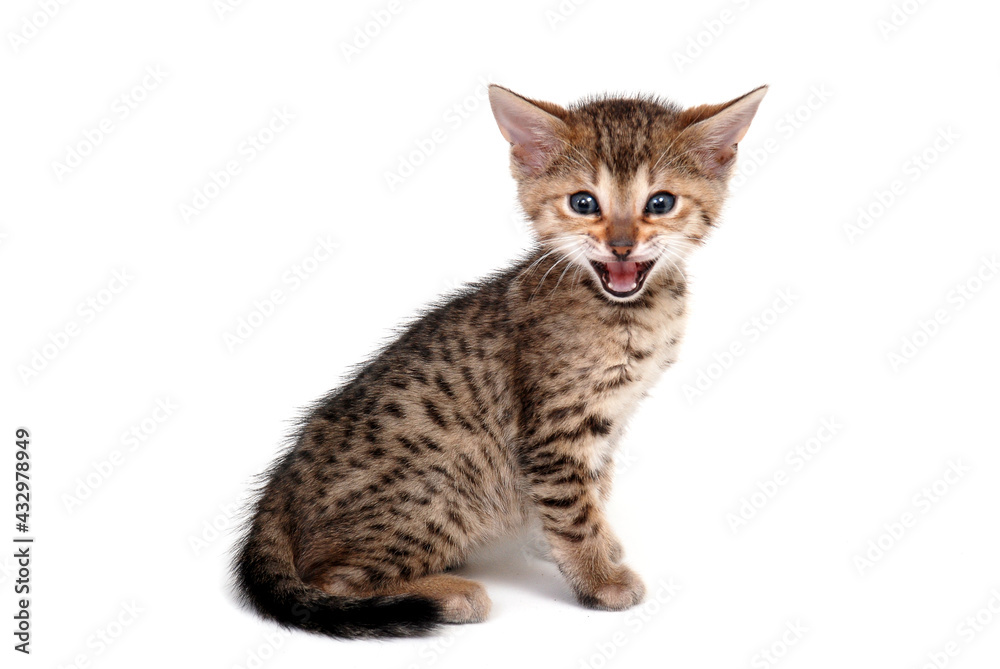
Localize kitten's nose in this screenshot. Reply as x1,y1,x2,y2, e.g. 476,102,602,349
610,245,633,260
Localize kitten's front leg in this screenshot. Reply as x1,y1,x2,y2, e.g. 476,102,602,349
520,443,645,610
594,458,625,564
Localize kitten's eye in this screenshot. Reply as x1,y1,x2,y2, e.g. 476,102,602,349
645,192,676,215
569,192,600,215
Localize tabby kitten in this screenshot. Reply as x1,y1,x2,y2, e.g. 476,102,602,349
234,83,767,638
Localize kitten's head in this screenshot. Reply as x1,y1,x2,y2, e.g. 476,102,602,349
489,84,767,301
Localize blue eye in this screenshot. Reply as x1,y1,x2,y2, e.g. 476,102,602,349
645,192,676,215
569,192,600,215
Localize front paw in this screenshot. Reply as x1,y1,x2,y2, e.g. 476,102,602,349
577,565,646,611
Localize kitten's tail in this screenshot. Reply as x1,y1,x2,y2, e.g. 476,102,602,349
233,514,442,639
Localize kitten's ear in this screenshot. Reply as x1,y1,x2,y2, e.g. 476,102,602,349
678,85,768,178
489,85,569,177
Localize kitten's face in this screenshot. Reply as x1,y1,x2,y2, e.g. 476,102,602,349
490,87,767,302
521,151,722,300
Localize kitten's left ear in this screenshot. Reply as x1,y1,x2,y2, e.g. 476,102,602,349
489,85,570,177
678,85,769,178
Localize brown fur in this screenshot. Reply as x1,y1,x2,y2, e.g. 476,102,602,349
233,84,766,638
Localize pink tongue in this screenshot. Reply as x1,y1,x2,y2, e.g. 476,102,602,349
606,261,639,292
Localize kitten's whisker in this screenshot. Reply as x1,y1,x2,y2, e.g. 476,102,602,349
549,247,588,297
650,239,690,281
530,257,569,301
516,241,574,285
659,252,689,280
529,240,582,301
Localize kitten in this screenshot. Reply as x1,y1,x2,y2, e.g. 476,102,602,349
234,83,767,638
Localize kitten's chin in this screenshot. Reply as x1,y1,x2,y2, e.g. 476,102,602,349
589,259,657,300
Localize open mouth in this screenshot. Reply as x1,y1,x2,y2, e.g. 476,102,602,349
589,259,657,298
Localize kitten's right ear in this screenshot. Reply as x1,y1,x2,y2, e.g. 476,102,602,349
488,85,569,177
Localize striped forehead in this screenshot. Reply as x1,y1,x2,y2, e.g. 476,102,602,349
572,97,678,174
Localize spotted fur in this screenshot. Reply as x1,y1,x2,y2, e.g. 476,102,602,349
233,84,766,638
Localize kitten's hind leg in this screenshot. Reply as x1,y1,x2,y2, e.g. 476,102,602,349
395,574,492,624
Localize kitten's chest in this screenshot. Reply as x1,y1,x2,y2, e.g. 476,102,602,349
543,289,689,416
534,300,686,473
589,307,685,407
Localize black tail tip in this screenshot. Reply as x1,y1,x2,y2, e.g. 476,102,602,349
292,593,444,639
245,588,444,640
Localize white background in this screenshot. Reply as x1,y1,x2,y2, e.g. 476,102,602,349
3,0,999,667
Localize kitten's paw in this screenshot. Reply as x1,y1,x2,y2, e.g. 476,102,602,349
401,574,492,624
578,566,646,611
438,579,492,624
